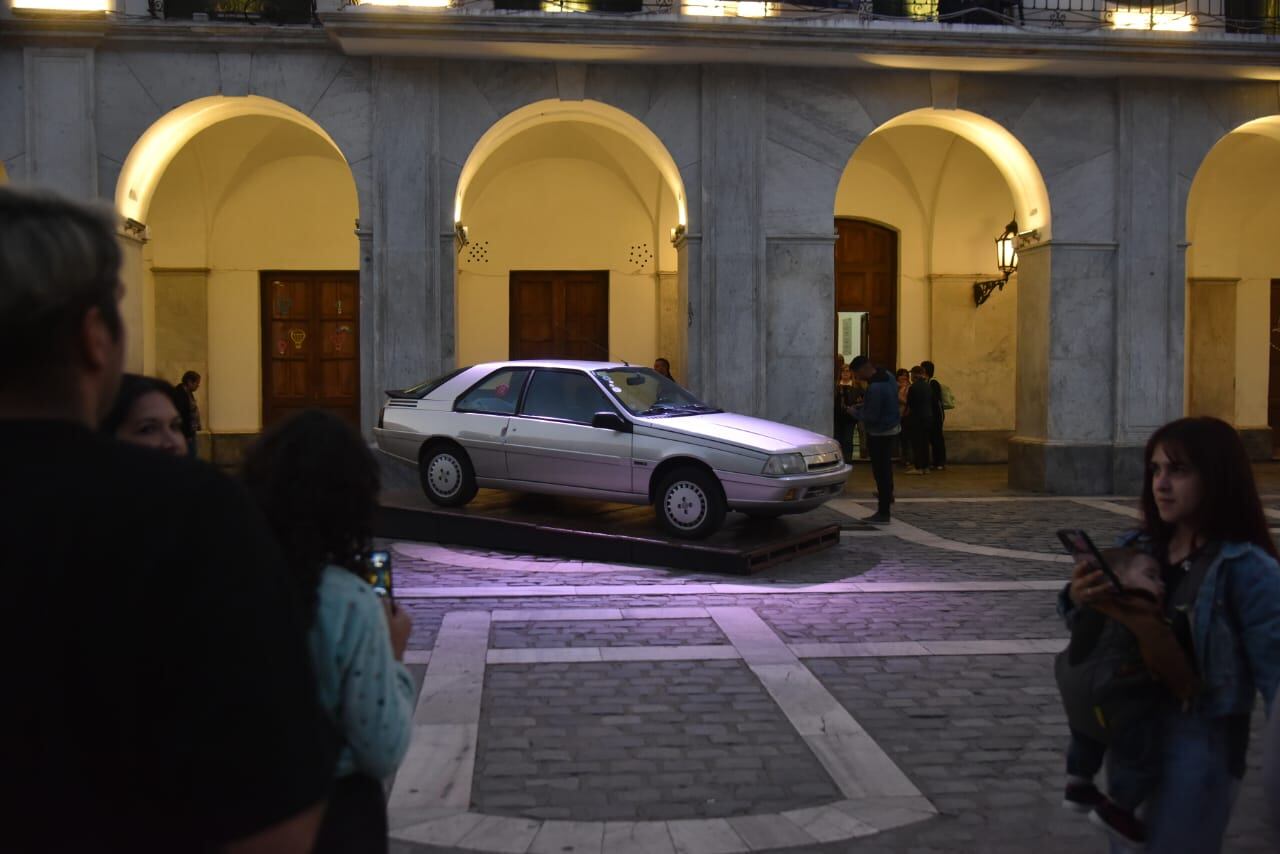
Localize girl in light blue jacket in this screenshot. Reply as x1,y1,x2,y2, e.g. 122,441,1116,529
1061,417,1280,853
244,410,415,854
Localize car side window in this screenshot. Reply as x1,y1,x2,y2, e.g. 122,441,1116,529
455,368,530,415
520,371,611,425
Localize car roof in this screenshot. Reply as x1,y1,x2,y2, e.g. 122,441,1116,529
470,360,639,371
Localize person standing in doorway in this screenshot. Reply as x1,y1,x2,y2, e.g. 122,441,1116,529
921,360,947,470
904,365,935,475
850,355,899,524
653,357,675,382
174,370,201,458
834,362,857,464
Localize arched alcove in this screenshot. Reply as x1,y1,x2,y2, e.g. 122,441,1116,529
116,96,359,447
454,100,688,378
1185,115,1280,458
833,109,1051,462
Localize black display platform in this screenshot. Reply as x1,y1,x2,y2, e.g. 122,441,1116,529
375,488,864,575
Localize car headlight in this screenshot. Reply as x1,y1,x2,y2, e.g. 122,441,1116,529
762,453,807,476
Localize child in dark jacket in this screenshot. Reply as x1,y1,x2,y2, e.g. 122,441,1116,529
1056,547,1197,849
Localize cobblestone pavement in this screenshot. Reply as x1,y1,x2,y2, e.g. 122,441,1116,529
386,492,1275,854
474,661,842,821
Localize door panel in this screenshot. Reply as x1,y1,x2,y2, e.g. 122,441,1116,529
504,369,633,492
1270,280,1280,455
452,413,511,479
835,219,897,371
261,271,360,430
510,271,609,361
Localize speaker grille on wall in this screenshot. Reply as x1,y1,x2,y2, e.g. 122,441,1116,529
465,241,491,264
628,243,654,267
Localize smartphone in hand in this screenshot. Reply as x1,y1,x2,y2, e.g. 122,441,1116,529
365,550,394,604
1056,529,1123,591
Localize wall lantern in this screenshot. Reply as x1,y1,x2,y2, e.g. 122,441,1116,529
973,220,1019,307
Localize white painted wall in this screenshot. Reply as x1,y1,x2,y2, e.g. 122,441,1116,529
1186,131,1280,429
145,116,358,432
457,122,680,371
835,126,1018,432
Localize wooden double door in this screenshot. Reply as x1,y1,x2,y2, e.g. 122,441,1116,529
835,219,897,371
509,271,609,361
261,271,360,430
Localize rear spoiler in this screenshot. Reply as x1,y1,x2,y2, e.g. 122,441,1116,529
384,388,417,400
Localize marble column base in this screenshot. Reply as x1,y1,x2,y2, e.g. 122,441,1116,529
1008,437,1115,495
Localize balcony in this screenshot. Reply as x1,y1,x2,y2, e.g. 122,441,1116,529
149,0,314,21
339,0,1278,32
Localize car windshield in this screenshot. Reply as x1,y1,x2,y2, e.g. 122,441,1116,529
592,368,721,417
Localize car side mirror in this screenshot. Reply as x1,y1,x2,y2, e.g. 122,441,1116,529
591,411,631,432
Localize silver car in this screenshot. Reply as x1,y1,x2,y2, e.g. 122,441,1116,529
374,360,851,539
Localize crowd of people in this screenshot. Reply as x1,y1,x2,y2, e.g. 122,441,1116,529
834,353,950,474
7,184,1280,854
1,186,413,852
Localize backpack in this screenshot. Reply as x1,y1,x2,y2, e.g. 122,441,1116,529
937,383,957,410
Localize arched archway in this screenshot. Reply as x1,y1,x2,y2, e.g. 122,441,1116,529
115,96,360,452
1185,115,1280,458
834,108,1051,463
453,100,689,378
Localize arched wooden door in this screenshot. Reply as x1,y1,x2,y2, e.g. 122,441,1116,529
834,219,897,371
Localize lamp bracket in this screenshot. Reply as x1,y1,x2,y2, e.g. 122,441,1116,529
1016,228,1042,249
973,276,1007,307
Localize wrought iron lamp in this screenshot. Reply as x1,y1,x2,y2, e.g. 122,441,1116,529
973,220,1019,307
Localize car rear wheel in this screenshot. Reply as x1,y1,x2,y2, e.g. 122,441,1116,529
420,442,478,507
655,467,726,539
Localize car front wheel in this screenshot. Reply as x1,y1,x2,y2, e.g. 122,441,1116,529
655,467,726,539
420,442,478,507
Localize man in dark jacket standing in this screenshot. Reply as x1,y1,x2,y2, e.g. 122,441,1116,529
921,360,946,470
904,366,936,475
850,355,900,524
173,370,201,458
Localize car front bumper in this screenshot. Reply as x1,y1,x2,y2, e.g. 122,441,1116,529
716,464,851,513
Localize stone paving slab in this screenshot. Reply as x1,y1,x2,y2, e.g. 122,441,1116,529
754,591,1066,645
400,590,1068,652
490,618,728,649
473,660,844,822
801,653,1274,853
887,500,1136,555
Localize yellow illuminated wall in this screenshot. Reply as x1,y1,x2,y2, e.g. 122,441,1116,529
457,121,680,373
835,125,1019,433
1186,126,1280,430
145,115,358,433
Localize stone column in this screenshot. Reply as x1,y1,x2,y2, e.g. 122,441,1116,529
697,66,765,415
676,231,702,397
369,58,445,425
765,234,836,436
1009,240,1118,493
23,47,97,201
356,220,377,436
1111,79,1185,491
116,223,148,374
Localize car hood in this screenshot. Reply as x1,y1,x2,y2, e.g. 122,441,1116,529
637,411,837,455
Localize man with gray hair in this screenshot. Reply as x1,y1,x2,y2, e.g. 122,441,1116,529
0,187,333,853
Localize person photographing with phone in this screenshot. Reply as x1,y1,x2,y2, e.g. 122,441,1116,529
243,410,415,853
1057,417,1280,854
1053,540,1197,846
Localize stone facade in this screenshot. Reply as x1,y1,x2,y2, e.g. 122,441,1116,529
3,11,1278,493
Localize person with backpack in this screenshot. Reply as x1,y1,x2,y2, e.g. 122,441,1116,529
1056,547,1197,847
1059,417,1280,853
921,360,951,470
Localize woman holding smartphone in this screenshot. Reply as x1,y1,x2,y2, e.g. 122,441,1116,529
243,410,414,853
1060,416,1280,853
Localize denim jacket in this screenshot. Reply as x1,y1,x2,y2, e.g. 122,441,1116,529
1059,538,1280,719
